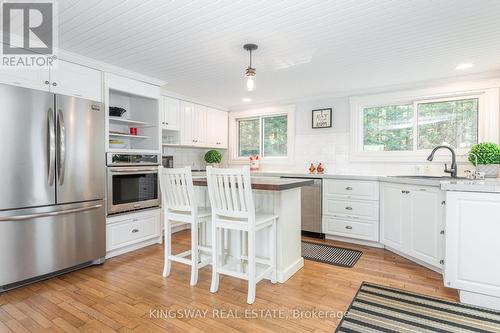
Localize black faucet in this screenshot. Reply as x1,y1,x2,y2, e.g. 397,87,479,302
427,145,458,178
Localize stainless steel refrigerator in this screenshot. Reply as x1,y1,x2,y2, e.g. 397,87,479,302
0,84,106,291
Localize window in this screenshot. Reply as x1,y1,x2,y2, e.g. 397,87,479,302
417,98,478,149
363,104,413,151
238,115,288,157
361,97,479,152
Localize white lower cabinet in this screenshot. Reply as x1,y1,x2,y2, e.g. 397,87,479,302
322,179,380,242
380,182,445,270
324,216,378,241
106,209,162,258
444,191,500,310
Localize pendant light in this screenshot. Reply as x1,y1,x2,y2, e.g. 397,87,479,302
243,43,258,92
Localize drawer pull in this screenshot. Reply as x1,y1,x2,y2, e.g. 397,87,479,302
131,229,139,233
345,226,353,230
345,187,353,190
345,206,353,210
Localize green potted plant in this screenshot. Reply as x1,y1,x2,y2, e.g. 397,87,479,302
204,149,222,167
468,142,500,178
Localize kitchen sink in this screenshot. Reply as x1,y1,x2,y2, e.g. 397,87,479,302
391,175,467,180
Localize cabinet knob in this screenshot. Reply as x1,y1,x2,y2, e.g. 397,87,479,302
345,226,353,230
345,206,353,210
132,229,139,233
52,82,57,86
44,80,50,85
345,187,353,190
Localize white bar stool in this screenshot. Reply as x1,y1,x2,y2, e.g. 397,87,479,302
206,166,277,304
159,166,212,286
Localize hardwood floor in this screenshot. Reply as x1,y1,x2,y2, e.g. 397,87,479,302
0,231,458,332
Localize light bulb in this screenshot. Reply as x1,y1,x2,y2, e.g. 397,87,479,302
246,76,255,91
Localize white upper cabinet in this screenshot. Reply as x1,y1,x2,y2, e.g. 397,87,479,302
105,73,160,99
0,67,50,91
171,98,228,148
206,108,228,149
180,101,194,145
380,182,444,270
161,96,180,130
192,104,207,146
0,60,102,101
50,61,102,101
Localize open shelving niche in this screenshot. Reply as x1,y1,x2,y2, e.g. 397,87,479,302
107,89,160,152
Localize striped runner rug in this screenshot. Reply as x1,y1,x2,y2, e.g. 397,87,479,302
301,241,362,268
336,282,500,333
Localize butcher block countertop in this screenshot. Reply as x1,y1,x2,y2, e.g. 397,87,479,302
192,177,314,191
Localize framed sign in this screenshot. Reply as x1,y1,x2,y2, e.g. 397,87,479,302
312,108,332,128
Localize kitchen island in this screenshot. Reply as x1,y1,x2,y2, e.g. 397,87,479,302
193,177,313,283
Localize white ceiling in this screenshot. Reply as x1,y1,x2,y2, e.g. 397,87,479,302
58,0,500,108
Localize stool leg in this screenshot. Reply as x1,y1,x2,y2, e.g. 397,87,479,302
210,222,220,293
190,218,199,286
270,221,277,284
236,230,242,272
247,230,256,304
163,216,171,277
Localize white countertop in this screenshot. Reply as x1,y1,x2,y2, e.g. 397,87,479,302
250,170,380,181
440,179,500,193
248,170,500,193
191,169,500,193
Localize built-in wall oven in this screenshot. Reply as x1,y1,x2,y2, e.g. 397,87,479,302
106,153,160,215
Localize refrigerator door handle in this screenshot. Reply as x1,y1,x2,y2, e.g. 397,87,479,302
0,204,103,222
57,109,66,185
47,107,55,186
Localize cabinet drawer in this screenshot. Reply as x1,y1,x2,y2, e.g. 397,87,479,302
323,179,379,200
107,215,158,251
323,198,379,220
324,217,379,241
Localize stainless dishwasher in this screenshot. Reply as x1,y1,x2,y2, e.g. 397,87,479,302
282,177,324,239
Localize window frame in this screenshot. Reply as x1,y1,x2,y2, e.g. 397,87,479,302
229,105,295,165
350,83,500,163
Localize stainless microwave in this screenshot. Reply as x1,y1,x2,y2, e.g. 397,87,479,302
107,166,159,215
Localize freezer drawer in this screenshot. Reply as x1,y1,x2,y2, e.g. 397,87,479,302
0,201,105,288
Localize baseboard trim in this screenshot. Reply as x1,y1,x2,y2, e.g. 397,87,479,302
384,246,442,274
325,234,384,248
460,290,500,311
106,237,162,259
277,257,304,283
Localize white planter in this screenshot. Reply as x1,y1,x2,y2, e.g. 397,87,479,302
477,164,499,178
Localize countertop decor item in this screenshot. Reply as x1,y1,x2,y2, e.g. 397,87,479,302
249,155,260,171
109,106,127,117
468,142,500,178
309,163,316,173
312,108,332,128
316,163,324,174
204,149,222,167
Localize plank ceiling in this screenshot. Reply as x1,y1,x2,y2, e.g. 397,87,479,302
58,0,500,108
